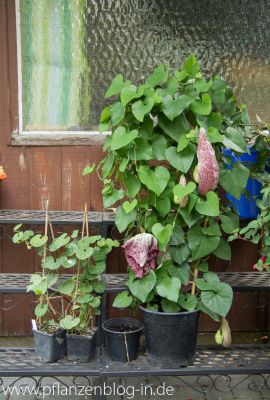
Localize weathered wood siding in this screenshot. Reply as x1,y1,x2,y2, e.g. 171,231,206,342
0,0,263,335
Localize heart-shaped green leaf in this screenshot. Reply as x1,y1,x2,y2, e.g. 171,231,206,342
123,199,138,214
173,181,196,199
58,279,75,295
190,93,212,115
162,94,191,121
222,127,247,153
120,84,144,106
132,97,154,122
195,192,220,217
165,144,195,173
111,127,138,150
124,172,141,198
110,102,125,125
138,165,170,196
146,64,167,87
219,161,249,200
188,226,220,260
129,271,156,303
157,276,181,303
105,74,124,98
213,238,231,261
115,205,137,233
113,290,133,308
201,282,233,318
152,223,173,251
158,113,189,142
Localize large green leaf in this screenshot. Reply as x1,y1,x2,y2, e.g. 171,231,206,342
161,299,180,313
110,102,125,125
138,165,170,196
132,97,154,122
195,192,220,217
182,54,200,77
220,212,239,234
168,263,190,285
146,64,167,87
156,276,181,303
162,94,191,121
124,172,141,198
201,282,233,317
120,84,144,106
123,199,138,214
130,138,153,160
151,134,167,160
152,223,173,251
49,233,70,252
188,226,220,260
102,152,114,178
222,127,247,153
105,74,124,98
169,244,190,265
165,144,195,173
158,113,189,142
113,290,133,308
115,205,137,233
111,127,138,150
190,93,212,115
178,293,197,311
219,161,249,199
154,197,171,217
129,271,156,303
103,187,125,208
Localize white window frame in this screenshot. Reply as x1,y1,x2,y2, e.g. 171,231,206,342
12,0,109,146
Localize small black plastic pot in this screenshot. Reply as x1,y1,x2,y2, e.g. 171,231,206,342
33,329,66,363
102,318,143,362
140,306,200,368
66,329,98,362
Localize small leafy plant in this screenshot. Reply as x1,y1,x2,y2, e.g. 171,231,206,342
13,209,119,335
85,54,256,344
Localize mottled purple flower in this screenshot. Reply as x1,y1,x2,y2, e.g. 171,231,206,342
197,128,219,196
122,233,159,278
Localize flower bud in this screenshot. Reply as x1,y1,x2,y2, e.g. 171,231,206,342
215,329,223,345
221,317,232,347
197,128,219,196
178,174,189,208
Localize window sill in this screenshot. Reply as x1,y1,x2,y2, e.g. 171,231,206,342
11,131,110,146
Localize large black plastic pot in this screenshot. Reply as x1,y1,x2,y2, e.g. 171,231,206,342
66,329,98,362
102,318,143,362
33,329,66,362
140,306,200,368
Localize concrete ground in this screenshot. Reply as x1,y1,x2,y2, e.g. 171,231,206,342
0,334,269,400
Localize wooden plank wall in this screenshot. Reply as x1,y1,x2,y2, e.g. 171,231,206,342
0,0,262,335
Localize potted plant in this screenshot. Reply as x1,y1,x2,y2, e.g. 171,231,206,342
85,54,254,367
59,211,119,362
12,207,66,362
12,205,119,362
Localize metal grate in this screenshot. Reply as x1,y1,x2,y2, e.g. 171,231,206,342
1,345,270,377
0,348,99,377
0,210,115,225
0,272,270,294
101,345,270,376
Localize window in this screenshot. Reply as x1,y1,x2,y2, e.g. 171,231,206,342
14,0,270,145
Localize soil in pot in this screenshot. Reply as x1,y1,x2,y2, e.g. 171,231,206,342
140,306,200,368
66,328,98,362
33,329,66,363
102,318,143,362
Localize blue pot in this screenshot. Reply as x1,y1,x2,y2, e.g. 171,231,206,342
223,148,261,219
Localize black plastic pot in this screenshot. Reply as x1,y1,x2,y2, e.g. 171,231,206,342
140,306,200,368
102,318,143,362
33,329,66,363
66,329,98,362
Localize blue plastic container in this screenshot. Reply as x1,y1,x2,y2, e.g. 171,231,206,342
223,148,261,219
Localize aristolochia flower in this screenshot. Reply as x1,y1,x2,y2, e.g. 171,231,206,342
197,128,219,196
122,233,159,278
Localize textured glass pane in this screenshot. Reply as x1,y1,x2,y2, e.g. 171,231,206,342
20,0,270,131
